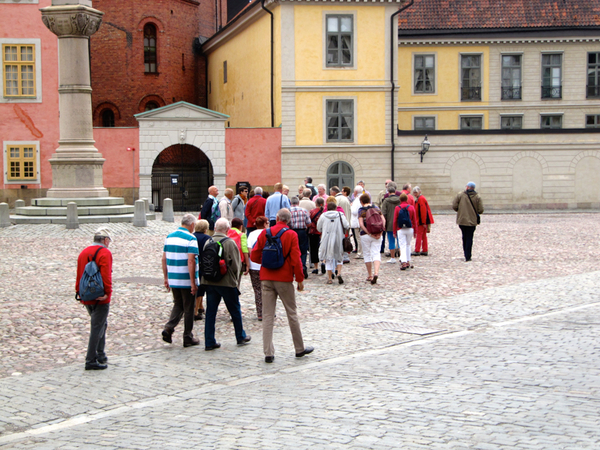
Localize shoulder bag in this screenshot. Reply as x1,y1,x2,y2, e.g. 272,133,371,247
339,212,353,253
466,193,481,225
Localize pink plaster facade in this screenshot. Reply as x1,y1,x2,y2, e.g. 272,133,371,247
0,0,59,206
225,128,282,188
93,127,140,188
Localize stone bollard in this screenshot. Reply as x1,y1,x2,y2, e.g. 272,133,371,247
133,199,147,227
65,202,79,229
162,198,174,223
142,197,149,213
0,203,10,228
15,199,25,209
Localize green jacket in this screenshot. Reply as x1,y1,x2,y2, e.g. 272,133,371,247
453,190,484,227
201,232,241,288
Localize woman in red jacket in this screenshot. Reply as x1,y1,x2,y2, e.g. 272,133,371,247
393,193,417,270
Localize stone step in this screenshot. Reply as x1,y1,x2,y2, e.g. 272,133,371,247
16,204,135,216
10,213,156,225
31,197,126,207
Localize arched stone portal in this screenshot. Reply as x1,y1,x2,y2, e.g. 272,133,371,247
152,145,213,212
135,102,229,210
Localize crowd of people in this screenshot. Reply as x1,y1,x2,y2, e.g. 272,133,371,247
76,177,483,369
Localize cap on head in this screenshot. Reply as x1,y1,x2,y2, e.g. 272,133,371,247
467,182,476,189
94,228,112,242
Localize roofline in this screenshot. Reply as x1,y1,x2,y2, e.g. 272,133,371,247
399,26,600,39
201,0,264,51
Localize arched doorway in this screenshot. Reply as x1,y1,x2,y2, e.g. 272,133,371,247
151,144,214,212
327,161,354,191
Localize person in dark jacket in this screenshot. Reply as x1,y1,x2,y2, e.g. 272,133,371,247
381,183,401,263
193,219,211,321
199,185,220,234
452,182,484,262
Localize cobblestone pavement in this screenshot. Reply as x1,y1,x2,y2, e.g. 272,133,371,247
0,213,599,448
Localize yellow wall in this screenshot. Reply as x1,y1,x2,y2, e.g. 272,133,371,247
294,5,387,84
207,11,275,127
296,91,386,146
397,45,490,130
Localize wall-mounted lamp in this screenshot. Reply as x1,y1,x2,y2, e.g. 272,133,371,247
419,135,430,163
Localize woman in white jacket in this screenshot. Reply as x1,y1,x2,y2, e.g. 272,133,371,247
350,185,364,257
317,202,350,284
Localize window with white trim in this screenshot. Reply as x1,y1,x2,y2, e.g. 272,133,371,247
4,141,39,183
501,116,522,130
540,115,562,129
326,15,353,67
326,99,353,142
414,54,435,93
3,44,35,98
460,116,483,130
414,116,435,131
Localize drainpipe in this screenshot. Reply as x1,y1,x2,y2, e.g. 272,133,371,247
261,0,275,128
390,0,414,181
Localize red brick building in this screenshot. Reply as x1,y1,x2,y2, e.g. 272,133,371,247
90,0,218,127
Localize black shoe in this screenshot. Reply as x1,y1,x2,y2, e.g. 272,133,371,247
183,337,200,347
385,252,391,257
465,258,471,262
303,268,308,279
205,343,221,351
265,356,275,363
338,275,344,284
411,252,420,256
194,311,204,321
85,362,107,370
311,269,319,274
237,336,252,345
296,346,315,358
162,329,172,344
97,356,108,364
420,251,428,256
321,263,326,274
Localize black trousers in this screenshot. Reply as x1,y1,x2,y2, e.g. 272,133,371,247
292,228,309,268
165,287,196,340
308,233,321,264
459,225,476,261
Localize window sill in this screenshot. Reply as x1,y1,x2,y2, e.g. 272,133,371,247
144,72,160,76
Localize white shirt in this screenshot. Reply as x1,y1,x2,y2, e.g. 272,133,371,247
247,229,264,271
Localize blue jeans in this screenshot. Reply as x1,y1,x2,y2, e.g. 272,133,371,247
204,285,247,347
386,231,397,250
85,302,109,365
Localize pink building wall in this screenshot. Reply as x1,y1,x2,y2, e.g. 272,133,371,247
0,0,59,205
93,127,139,188
225,128,281,188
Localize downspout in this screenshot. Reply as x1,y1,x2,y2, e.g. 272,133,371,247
261,0,275,128
390,0,414,181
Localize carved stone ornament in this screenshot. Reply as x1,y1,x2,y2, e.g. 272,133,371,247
41,5,103,37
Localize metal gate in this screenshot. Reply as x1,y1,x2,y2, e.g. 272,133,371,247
151,144,213,212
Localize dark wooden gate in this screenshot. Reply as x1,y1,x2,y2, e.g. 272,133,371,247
151,144,213,212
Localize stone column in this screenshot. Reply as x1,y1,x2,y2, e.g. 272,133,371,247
41,0,108,198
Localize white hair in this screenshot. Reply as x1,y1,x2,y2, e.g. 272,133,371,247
254,186,263,195
412,186,421,194
214,218,231,233
354,185,363,194
181,214,196,226
317,183,326,190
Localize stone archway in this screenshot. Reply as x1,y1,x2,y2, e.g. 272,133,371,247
135,102,229,209
151,144,214,212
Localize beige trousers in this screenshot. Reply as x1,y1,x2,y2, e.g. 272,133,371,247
261,280,305,357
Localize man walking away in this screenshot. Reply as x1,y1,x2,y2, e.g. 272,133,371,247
265,182,291,226
250,208,313,363
245,186,266,235
200,185,220,235
289,196,311,278
412,186,434,256
162,214,200,347
76,228,113,370
452,182,484,262
202,218,251,350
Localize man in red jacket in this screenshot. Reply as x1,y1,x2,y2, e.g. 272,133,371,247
250,208,313,363
412,186,434,256
76,228,113,370
245,186,267,236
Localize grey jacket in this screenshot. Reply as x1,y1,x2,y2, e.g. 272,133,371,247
452,190,484,227
201,232,241,288
317,211,349,262
232,195,245,221
381,194,401,232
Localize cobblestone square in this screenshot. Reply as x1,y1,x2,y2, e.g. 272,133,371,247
0,212,599,448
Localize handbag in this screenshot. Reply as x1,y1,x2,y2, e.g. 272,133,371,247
466,192,481,225
339,213,353,253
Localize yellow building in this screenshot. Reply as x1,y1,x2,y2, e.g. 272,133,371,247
203,0,409,191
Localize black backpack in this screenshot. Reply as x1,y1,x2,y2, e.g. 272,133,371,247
201,237,229,282
261,228,290,269
397,205,412,229
76,246,105,302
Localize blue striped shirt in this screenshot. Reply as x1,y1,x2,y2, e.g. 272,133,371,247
164,227,199,288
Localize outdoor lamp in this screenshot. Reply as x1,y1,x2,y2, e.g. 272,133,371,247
419,135,430,163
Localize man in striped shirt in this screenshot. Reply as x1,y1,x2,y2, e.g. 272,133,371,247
162,214,200,347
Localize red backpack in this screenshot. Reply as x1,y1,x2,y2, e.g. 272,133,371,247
365,206,385,235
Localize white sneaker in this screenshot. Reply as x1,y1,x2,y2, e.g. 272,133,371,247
387,258,397,263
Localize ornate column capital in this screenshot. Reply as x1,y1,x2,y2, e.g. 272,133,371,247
40,4,103,37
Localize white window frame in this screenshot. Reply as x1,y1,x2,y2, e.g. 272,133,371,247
412,52,437,95
413,115,436,131
0,38,42,103
323,11,357,70
459,115,484,130
499,114,524,130
323,96,357,144
3,140,40,185
459,52,483,102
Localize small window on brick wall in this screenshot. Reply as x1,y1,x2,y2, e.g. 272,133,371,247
144,24,157,73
